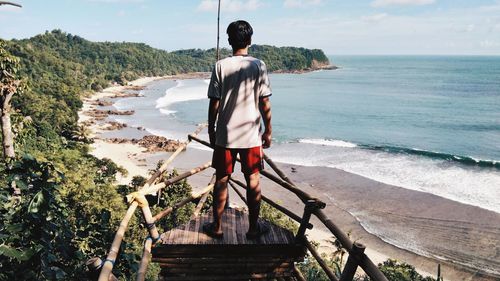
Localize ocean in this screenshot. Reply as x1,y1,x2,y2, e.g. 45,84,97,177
112,55,500,215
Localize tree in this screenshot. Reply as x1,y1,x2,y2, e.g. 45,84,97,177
0,42,22,163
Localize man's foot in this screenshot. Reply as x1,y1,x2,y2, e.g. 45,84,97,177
203,222,224,239
246,221,270,239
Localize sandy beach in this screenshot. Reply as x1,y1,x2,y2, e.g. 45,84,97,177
78,77,500,281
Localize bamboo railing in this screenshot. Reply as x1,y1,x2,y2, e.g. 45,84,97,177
91,127,387,281
95,126,210,281
189,134,389,281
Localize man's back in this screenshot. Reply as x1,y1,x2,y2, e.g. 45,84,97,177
208,55,271,148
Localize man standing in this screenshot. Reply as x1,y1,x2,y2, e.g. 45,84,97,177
205,20,272,239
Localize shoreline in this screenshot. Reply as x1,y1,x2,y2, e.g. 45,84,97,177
78,76,500,281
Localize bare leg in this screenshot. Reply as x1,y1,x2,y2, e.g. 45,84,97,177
212,174,229,234
245,171,261,234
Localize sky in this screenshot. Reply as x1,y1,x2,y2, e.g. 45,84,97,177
1,0,500,55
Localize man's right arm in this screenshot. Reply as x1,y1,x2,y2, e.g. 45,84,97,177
259,96,272,148
208,98,220,147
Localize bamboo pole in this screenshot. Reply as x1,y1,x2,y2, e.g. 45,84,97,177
229,177,311,229
129,161,211,201
303,237,339,281
139,195,160,241
263,154,294,185
192,175,216,218
314,210,388,281
153,181,216,222
339,242,365,281
228,180,247,205
216,0,221,61
98,202,139,281
86,257,118,281
293,265,307,281
136,237,153,281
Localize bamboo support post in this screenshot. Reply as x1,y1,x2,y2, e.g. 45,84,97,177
98,202,139,281
136,237,153,281
315,210,387,281
86,257,118,281
153,180,215,222
139,197,160,241
192,175,216,218
437,264,442,281
229,177,312,229
228,180,247,205
339,242,365,281
293,265,307,281
303,237,339,281
313,210,353,252
296,199,325,239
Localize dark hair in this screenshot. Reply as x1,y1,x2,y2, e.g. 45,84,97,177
226,20,253,50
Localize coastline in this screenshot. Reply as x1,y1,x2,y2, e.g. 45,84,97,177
78,76,500,281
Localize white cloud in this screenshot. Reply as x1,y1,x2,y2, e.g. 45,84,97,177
480,40,500,48
371,0,435,7
361,13,388,22
197,0,262,12
465,24,474,32
117,10,126,16
283,0,322,8
478,1,500,12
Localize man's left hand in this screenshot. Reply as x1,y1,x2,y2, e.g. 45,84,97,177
262,131,272,149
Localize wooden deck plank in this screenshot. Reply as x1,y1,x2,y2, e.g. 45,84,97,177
161,229,171,244
156,207,305,249
198,212,209,245
231,208,238,244
223,208,235,244
236,208,245,244
193,211,201,245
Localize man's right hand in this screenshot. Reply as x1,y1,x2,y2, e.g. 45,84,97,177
262,131,272,149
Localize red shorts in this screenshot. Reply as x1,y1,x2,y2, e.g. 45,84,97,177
212,146,263,176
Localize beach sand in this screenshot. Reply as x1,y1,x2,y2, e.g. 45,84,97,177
79,77,500,281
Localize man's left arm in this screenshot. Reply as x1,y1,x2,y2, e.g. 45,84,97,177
259,96,272,148
208,98,220,147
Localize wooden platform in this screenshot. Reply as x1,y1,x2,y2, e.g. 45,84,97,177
152,207,306,280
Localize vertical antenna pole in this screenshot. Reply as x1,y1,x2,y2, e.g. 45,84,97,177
216,0,221,61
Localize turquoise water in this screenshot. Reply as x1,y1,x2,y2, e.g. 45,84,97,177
113,56,500,214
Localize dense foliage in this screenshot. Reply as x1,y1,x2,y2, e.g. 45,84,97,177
0,30,331,280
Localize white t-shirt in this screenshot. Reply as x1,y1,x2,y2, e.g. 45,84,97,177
208,55,272,148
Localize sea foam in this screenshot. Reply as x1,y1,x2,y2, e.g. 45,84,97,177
269,141,500,214
299,138,357,148
155,80,207,115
